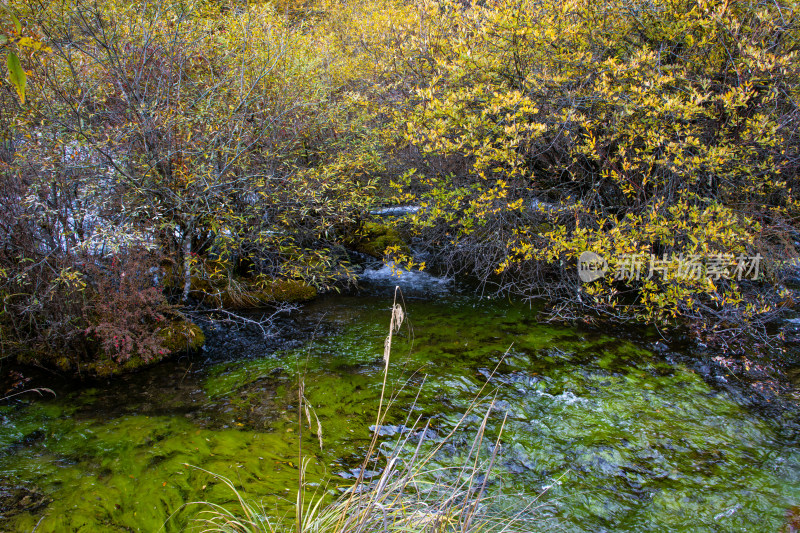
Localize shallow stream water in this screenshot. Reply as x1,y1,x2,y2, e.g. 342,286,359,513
2,280,800,531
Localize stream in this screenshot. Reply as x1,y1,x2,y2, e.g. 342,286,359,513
1,270,800,532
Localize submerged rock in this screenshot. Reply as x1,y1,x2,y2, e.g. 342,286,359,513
407,427,439,443
0,482,50,519
784,505,800,532
369,424,412,437
337,467,382,480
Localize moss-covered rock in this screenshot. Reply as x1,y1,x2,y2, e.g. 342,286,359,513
192,279,253,309
0,482,51,518
348,222,411,258
88,359,118,377
159,259,180,289
165,254,318,309
158,318,205,353
164,257,233,294
190,271,317,309
255,278,317,303
84,318,205,377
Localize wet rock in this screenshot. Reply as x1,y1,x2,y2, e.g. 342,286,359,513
407,427,439,443
477,368,542,390
437,443,458,457
459,414,483,426
346,222,410,259
782,318,800,344
492,400,511,411
369,424,411,437
504,443,539,472
651,341,670,354
593,456,620,477
0,482,51,518
197,310,325,364
784,505,800,532
714,503,742,521
695,362,711,377
505,461,527,474
337,467,381,480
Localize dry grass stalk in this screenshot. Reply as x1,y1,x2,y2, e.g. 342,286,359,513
178,288,541,533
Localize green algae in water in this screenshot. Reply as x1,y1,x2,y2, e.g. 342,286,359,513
0,407,332,532
2,294,800,531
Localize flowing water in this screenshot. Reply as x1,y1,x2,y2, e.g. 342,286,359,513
1,280,800,531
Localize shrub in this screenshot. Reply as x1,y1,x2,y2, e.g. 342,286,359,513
381,0,800,350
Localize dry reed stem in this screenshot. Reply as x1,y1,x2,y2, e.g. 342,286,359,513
180,291,543,533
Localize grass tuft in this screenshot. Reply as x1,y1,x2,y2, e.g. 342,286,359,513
178,288,542,533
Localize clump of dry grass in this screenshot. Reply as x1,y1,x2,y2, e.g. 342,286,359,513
179,289,541,533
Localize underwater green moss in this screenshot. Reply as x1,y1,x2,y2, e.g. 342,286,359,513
0,410,325,532
3,296,800,532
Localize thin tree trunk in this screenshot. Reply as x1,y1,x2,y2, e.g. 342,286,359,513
181,220,194,302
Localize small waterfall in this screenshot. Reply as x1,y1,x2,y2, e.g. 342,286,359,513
359,261,453,295
369,205,421,217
